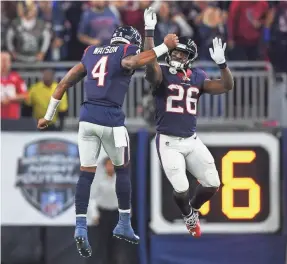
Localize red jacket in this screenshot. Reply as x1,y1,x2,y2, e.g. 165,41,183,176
228,1,269,46
1,72,27,119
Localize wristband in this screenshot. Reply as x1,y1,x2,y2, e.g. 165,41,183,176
152,43,168,58
44,96,60,121
145,29,154,37
218,62,227,69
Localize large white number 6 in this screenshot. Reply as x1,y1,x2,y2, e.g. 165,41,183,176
166,84,184,113
91,56,108,86
166,84,199,114
186,87,199,114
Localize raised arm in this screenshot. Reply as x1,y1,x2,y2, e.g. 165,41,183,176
144,7,163,86
121,33,178,71
52,63,86,99
203,37,234,94
37,63,87,129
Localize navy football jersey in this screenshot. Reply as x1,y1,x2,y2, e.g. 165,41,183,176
80,44,139,127
153,64,208,137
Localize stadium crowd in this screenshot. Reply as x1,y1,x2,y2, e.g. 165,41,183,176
1,0,287,123
1,0,287,72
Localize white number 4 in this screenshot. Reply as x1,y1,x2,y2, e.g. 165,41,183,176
166,84,199,115
91,56,108,86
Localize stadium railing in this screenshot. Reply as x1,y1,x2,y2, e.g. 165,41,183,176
12,61,285,127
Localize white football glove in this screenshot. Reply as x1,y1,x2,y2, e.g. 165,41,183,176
209,37,226,64
144,7,157,30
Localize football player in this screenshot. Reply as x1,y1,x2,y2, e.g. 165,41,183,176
144,7,234,237
38,26,178,257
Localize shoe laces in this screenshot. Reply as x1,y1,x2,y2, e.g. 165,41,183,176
183,211,199,229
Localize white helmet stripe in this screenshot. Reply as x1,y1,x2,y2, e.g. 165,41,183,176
110,37,130,45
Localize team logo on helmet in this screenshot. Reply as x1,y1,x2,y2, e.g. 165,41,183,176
16,139,80,218
111,26,142,47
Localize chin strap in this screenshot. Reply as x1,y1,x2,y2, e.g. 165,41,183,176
181,68,190,81
169,66,190,81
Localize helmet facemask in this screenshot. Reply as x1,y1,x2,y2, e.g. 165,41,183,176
166,40,198,71
168,49,190,70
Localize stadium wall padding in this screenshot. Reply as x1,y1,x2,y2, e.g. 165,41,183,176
150,235,286,264
2,130,287,264
282,128,287,235
136,129,149,264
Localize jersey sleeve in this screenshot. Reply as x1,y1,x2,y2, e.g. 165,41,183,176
81,45,91,66
200,69,209,81
151,65,166,96
199,69,209,94
121,44,140,59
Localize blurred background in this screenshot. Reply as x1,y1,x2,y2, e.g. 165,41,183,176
1,0,287,264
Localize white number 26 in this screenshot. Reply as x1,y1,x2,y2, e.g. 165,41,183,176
166,84,199,115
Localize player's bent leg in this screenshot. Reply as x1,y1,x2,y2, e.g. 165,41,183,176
190,167,220,210
173,189,191,216
74,122,102,258
155,134,200,236
186,136,220,211
101,126,139,244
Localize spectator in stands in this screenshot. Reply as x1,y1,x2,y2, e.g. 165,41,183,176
1,52,27,120
268,2,287,73
77,1,120,47
109,1,127,23
88,157,131,264
227,0,269,61
1,1,18,51
154,3,181,47
177,1,209,49
179,1,226,61
119,1,150,39
166,3,194,39
37,1,71,61
198,2,227,60
6,1,51,63
64,1,87,60
26,69,68,131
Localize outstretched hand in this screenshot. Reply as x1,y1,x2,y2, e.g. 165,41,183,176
209,37,226,65
144,7,157,30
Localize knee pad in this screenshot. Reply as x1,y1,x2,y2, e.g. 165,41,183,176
165,168,189,193
200,167,220,188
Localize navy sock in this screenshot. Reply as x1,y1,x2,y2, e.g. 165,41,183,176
173,189,191,216
190,185,218,210
115,165,131,211
75,171,95,215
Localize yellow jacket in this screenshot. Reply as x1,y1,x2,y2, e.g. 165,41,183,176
26,81,68,125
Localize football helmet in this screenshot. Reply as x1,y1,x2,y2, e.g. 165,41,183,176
166,36,198,70
110,26,142,48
